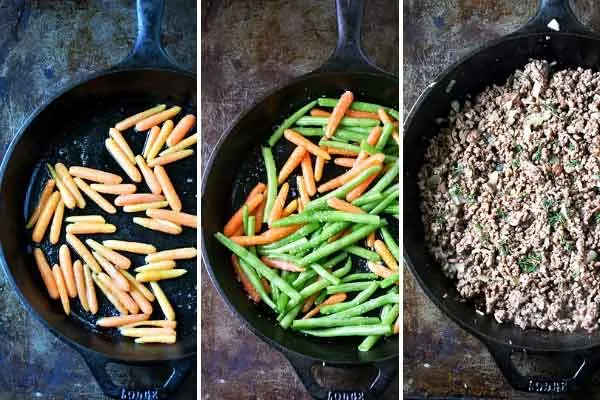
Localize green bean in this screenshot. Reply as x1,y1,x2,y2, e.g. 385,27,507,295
370,189,399,215
376,123,394,151
301,324,391,337
383,154,398,163
293,253,348,288
380,273,399,288
292,316,381,330
320,282,379,315
352,192,384,207
345,126,372,134
272,211,380,227
246,216,257,255
358,305,399,351
304,165,382,210
342,273,378,282
323,253,349,269
320,140,361,154
290,222,350,254
238,258,277,311
289,259,352,308
380,304,393,320
315,290,328,305
242,204,249,234
380,227,399,262
344,246,381,262
280,304,302,329
260,223,321,250
317,98,399,119
364,161,398,197
268,100,317,146
271,278,280,303
384,205,399,215
333,129,369,142
263,253,302,265
261,147,278,223
260,238,309,255
276,271,294,313
360,140,378,155
295,116,379,127
383,183,399,196
299,223,382,266
326,281,373,294
291,127,324,137
214,233,301,302
308,263,341,285
326,293,399,319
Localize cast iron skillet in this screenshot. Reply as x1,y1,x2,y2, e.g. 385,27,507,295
404,0,600,394
201,0,398,399
0,1,196,399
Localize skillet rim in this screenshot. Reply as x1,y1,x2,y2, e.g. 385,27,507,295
403,29,600,352
0,66,197,363
200,68,400,365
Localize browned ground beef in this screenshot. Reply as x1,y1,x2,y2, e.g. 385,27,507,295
419,60,600,332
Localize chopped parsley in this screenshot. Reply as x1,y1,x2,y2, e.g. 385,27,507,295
499,240,509,256
517,253,541,273
451,163,464,177
568,160,581,168
449,185,463,198
548,211,565,229
533,145,543,162
542,198,556,209
562,239,575,253
594,213,600,224
496,208,508,220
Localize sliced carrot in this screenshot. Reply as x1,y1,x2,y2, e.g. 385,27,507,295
133,217,182,235
374,240,398,271
346,110,379,119
26,179,56,229
123,200,169,213
303,293,347,319
302,292,319,313
143,126,161,159
55,163,86,208
301,154,316,196
109,128,135,163
66,233,102,273
33,248,59,299
394,315,400,334
334,157,356,168
145,247,197,263
120,327,175,337
366,232,376,248
122,320,176,329
317,153,384,193
93,274,128,315
232,255,260,302
74,177,117,214
135,335,176,344
65,215,106,224
147,120,174,161
325,147,359,157
345,170,380,202
52,264,70,315
310,108,331,117
130,289,153,315
105,138,142,182
355,126,382,165
84,264,98,314
97,313,150,328
59,244,77,298
103,240,157,255
377,108,393,125
296,176,310,207
73,260,89,311
327,197,365,214
229,225,302,246
96,272,138,314
261,257,305,272
314,156,325,182
325,91,354,138
153,165,182,211
282,199,298,217
268,182,289,225
278,146,307,185
66,223,116,235
90,183,137,195
166,114,196,147
121,270,155,302
87,239,132,269
32,191,60,243
135,106,181,132
68,166,123,184
115,104,167,131
366,261,395,279
284,129,331,160
146,209,197,228
147,149,194,167
93,251,130,291
160,133,197,156
114,193,165,206
135,155,162,195
223,192,264,237
49,199,65,245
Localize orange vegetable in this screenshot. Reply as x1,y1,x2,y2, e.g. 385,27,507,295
93,251,130,291
84,264,98,314
284,129,330,160
303,293,347,319
282,199,298,217
268,182,289,225
32,191,60,243
153,165,182,211
59,244,77,298
345,170,380,202
68,166,123,184
109,128,136,163
133,217,183,235
115,104,167,131
374,240,398,271
366,261,395,279
87,239,132,269
33,248,59,299
333,157,356,168
325,91,354,138
130,289,153,315
26,179,56,229
96,272,139,314
310,108,330,117
49,199,65,245
55,163,86,208
231,255,260,302
135,106,181,132
261,256,305,272
146,120,174,161
166,114,196,147
223,192,264,237
73,260,89,311
147,149,194,167
327,198,364,214
278,146,307,184
314,156,325,182
377,108,393,125
143,126,161,159
66,233,102,273
366,232,376,248
355,126,382,165
90,183,137,195
317,153,384,193
301,154,316,196
346,110,379,119
229,225,302,246
326,147,359,157
52,264,70,315
135,155,162,195
394,315,400,334
97,313,150,328
74,177,117,214
105,138,142,182
302,292,320,313
114,193,165,206
146,209,197,228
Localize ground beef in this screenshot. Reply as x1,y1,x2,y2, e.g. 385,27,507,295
419,60,600,332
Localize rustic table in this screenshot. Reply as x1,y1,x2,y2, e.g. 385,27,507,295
0,1,196,399
404,0,600,398
200,0,398,399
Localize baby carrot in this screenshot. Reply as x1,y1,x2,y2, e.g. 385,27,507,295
103,240,157,255
366,261,394,279
32,191,60,243
89,183,137,195
119,327,175,338
33,248,59,299
150,282,175,321
143,126,161,159
284,129,330,160
52,264,70,315
261,257,305,272
394,315,400,334
229,225,301,246
65,215,106,224
347,110,379,119
47,164,76,209
115,193,165,206
87,239,132,269
146,209,197,228
153,166,181,211
49,199,65,245
147,120,174,161
129,290,153,315
73,260,88,311
123,200,169,213
96,272,138,314
93,251,130,291
68,166,123,184
66,233,102,273
135,155,162,195
327,198,365,214
282,199,298,217
97,313,150,328
277,146,307,184
136,269,187,282
148,149,194,167
346,171,379,202
301,154,316,196
160,133,197,156
373,240,398,271
296,176,310,207
366,232,376,248
84,264,98,314
109,128,136,163
334,158,356,168
377,108,394,125
133,217,182,235
74,177,117,214
66,223,116,235
145,247,197,263
135,260,176,272
325,91,354,139
135,335,176,344
310,108,331,117
231,255,261,302
223,192,264,236
26,179,55,229
355,126,382,166
115,104,166,131
268,182,289,225
166,114,196,147
121,270,155,302
317,153,384,193
303,293,347,319
105,139,142,182
135,106,181,132
325,147,359,157
314,156,325,182
93,274,128,315
59,244,77,298
122,320,176,329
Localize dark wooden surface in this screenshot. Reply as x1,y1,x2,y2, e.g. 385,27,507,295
200,0,398,399
403,0,600,398
0,1,196,399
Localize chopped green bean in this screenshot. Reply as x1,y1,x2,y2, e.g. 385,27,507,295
333,129,369,142
344,246,381,261
280,304,302,329
342,273,379,282
317,98,398,119
326,281,373,294
326,293,399,319
308,263,341,285
360,140,378,155
358,304,399,351
295,116,379,127
290,222,349,254
315,290,328,305
292,316,381,330
383,183,399,196
272,211,380,227
242,204,249,234
352,192,385,207
380,227,399,262
300,324,391,337
289,258,352,307
384,205,399,214
268,100,318,146
375,123,394,151
363,161,398,198
320,140,361,154
260,223,321,250
291,127,324,137
370,189,399,215
238,258,277,311
380,273,399,288
260,238,309,255
320,282,379,315
261,147,278,223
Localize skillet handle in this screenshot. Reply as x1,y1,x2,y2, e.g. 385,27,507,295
284,352,397,400
81,352,194,399
516,0,595,35
313,0,386,75
484,341,598,394
116,0,181,70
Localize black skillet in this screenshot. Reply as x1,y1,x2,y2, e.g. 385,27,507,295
201,0,398,399
0,1,196,399
404,0,600,394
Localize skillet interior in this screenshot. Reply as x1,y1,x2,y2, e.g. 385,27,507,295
404,31,600,352
0,69,197,362
202,71,399,364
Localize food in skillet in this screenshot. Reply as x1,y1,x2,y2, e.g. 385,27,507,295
215,91,400,351
420,60,600,332
27,105,197,344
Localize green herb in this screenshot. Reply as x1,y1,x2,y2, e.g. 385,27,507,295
568,142,575,151
451,163,464,177
542,198,556,209
513,144,523,154
562,239,575,253
568,160,581,168
449,185,463,198
517,253,541,273
548,211,565,229
499,240,509,256
435,213,445,225
533,145,543,162
511,158,521,168
496,208,508,220
594,213,600,224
